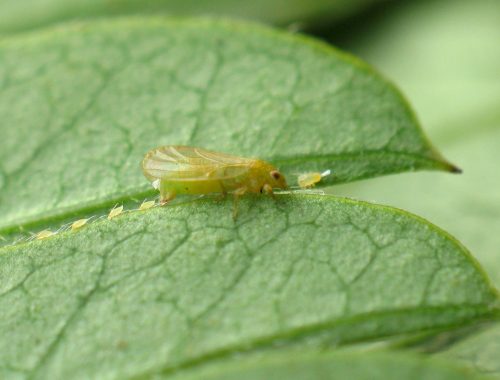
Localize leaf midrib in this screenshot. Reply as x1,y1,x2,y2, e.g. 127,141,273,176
0,150,455,241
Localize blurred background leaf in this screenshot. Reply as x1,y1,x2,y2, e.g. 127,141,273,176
437,323,500,377
325,0,500,376
0,0,387,34
166,349,485,380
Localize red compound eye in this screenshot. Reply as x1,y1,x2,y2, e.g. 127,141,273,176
270,170,281,180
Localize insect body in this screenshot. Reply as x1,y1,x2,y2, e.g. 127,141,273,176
139,200,156,211
107,205,123,220
142,146,287,217
36,229,55,240
71,218,89,231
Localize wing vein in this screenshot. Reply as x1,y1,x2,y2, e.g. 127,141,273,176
142,145,253,181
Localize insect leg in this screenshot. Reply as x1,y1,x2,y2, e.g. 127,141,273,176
216,181,228,200
232,186,247,220
262,183,274,197
159,180,176,205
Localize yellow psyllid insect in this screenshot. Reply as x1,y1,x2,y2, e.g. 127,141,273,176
71,218,89,231
139,200,156,211
36,229,55,240
108,205,124,220
297,169,331,189
142,146,288,217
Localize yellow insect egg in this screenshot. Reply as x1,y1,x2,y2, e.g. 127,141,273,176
139,200,156,211
297,169,331,189
36,230,55,240
142,146,288,218
108,205,124,220
71,218,89,231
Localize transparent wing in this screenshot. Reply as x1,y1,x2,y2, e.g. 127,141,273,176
142,145,253,181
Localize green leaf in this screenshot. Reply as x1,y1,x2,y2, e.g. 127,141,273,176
165,350,484,380
0,18,454,241
0,195,496,379
0,0,380,34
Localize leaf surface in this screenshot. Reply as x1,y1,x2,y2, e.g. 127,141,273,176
0,195,496,379
0,18,454,239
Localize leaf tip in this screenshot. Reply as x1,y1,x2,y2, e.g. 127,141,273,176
448,163,463,174
432,152,462,174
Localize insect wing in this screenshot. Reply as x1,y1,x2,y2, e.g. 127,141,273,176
142,146,252,181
